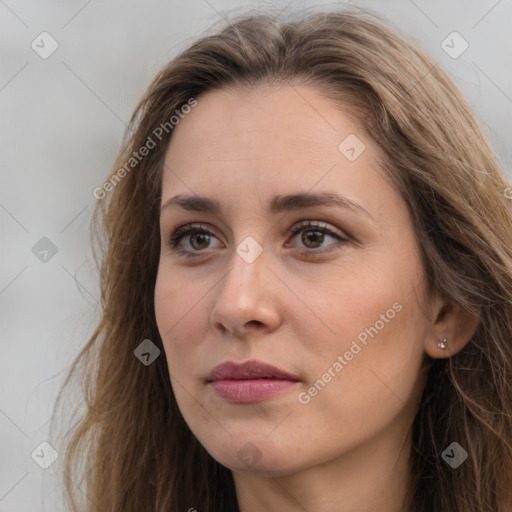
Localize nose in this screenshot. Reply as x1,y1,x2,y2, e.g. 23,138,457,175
210,247,282,337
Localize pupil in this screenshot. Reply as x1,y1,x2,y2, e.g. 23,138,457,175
302,230,323,248
191,233,209,250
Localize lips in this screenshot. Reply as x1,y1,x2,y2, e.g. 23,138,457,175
208,360,300,382
207,360,300,403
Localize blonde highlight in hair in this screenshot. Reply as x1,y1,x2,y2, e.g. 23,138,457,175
53,8,512,511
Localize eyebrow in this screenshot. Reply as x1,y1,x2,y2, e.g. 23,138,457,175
160,192,375,221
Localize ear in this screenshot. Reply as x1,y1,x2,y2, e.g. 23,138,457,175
424,295,480,359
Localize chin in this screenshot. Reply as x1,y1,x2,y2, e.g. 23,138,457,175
203,436,303,476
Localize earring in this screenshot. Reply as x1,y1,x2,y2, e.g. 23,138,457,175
437,337,447,350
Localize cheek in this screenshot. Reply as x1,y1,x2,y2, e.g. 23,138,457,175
154,266,205,371
297,255,427,416
292,303,426,458
299,251,422,354
154,269,212,428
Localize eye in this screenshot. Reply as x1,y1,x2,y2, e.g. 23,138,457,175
286,220,349,256
167,223,222,257
166,221,349,259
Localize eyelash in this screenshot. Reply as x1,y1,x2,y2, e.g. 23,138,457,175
166,221,349,259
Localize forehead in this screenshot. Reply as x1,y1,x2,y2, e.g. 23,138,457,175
165,84,364,163
161,84,395,221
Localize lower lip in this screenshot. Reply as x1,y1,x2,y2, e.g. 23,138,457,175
210,379,299,402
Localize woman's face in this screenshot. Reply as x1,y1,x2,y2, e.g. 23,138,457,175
154,84,434,476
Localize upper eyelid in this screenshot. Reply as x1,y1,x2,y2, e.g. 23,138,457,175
289,221,346,238
172,220,343,235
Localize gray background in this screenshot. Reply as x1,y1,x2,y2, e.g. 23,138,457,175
1,0,511,510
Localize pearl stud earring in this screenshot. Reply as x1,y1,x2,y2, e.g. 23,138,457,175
437,337,448,350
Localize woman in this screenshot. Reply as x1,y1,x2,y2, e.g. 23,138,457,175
54,7,512,512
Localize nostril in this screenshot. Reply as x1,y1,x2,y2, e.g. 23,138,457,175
246,320,263,328
216,322,228,334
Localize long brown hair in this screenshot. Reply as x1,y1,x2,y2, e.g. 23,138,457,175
52,7,512,511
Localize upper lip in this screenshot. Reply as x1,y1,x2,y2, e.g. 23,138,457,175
208,360,300,382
